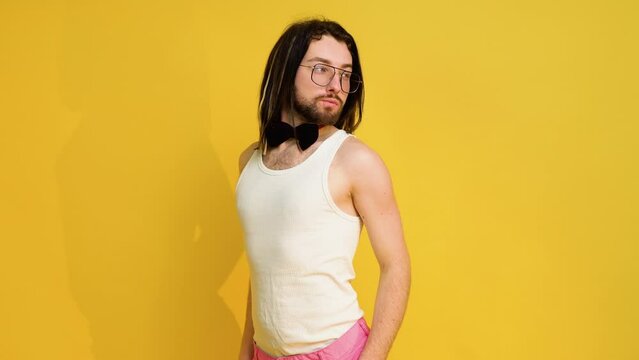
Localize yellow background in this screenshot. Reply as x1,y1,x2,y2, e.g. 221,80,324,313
1,1,637,359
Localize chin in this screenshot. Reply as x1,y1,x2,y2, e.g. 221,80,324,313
314,115,340,126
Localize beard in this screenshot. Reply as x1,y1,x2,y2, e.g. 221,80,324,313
292,89,343,126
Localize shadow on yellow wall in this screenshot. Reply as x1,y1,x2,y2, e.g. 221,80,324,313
54,1,242,359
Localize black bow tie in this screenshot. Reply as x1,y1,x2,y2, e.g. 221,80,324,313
264,121,321,151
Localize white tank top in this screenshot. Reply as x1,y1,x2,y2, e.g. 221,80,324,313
235,129,364,356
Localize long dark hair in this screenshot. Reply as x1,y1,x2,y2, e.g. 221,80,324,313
257,18,364,151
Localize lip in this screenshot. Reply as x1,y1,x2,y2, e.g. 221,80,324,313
318,98,340,107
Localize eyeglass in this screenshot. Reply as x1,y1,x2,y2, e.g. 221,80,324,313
299,63,362,94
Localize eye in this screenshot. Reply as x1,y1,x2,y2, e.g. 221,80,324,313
341,72,352,80
314,64,330,73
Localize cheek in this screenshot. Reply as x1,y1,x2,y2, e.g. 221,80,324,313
340,93,349,105
294,70,313,90
293,71,304,86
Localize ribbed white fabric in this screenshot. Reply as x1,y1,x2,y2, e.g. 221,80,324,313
235,129,364,356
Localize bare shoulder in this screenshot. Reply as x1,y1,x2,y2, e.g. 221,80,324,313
335,136,386,172
238,141,259,174
336,136,391,184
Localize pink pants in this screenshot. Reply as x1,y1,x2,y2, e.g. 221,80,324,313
253,318,370,360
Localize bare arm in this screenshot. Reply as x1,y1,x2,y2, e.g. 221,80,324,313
238,280,254,360
237,142,258,360
346,141,411,360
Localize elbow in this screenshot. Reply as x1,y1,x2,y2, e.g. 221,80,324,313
380,257,411,282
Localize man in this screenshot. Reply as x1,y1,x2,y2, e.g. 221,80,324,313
236,19,410,360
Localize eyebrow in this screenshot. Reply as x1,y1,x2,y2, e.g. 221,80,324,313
306,57,353,69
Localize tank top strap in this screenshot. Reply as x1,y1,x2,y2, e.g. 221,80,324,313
318,129,352,168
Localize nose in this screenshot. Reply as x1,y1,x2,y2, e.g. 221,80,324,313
326,72,342,93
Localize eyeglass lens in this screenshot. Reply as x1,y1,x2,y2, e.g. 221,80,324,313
311,64,361,93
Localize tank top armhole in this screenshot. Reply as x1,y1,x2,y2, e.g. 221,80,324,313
322,133,362,222
235,149,257,193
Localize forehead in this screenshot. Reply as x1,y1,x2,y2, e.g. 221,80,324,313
302,35,352,68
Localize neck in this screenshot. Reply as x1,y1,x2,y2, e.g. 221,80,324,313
280,109,334,137
280,108,304,127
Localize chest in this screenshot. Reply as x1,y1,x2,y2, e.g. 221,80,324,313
262,141,321,170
